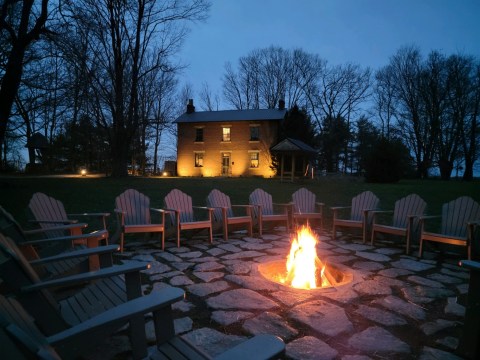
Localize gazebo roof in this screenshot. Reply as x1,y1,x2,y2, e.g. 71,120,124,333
270,138,317,154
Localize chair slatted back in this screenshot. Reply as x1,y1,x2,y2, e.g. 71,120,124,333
392,194,427,228
206,189,234,221
28,193,69,238
0,295,61,360
292,188,316,213
249,188,274,216
0,234,66,334
164,189,196,223
0,206,27,244
441,196,480,237
350,191,379,221
115,189,151,226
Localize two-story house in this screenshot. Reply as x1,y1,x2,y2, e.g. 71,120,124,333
175,100,287,177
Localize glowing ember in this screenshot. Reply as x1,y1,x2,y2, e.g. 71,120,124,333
281,225,330,289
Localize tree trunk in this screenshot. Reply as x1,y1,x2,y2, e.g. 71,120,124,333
438,158,453,180
463,158,474,181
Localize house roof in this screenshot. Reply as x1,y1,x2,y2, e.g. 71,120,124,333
175,108,287,123
270,138,317,153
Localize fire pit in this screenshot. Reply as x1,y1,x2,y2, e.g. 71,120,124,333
258,225,353,290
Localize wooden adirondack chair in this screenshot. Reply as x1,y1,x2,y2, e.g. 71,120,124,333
0,232,185,360
114,189,167,251
418,196,480,260
164,189,213,247
458,259,480,359
291,187,324,229
331,190,380,242
370,193,427,253
0,206,109,276
249,188,290,236
0,295,285,360
28,192,110,239
206,189,253,241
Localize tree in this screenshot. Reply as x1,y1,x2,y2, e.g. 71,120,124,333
0,0,50,169
279,104,318,147
62,0,210,177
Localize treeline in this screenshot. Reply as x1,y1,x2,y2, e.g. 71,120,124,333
1,2,478,180
220,46,480,180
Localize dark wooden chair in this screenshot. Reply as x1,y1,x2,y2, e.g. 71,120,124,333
370,193,427,253
114,189,167,251
0,232,184,359
331,190,380,242
0,206,109,276
457,259,480,359
419,196,480,260
249,188,290,236
164,189,213,247
291,187,324,229
28,192,110,238
206,189,253,241
0,294,285,360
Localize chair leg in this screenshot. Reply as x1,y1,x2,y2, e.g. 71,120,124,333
332,224,336,240
248,221,253,237
418,238,424,258
223,219,228,241
120,233,124,253
209,225,213,244
370,229,375,246
161,230,165,251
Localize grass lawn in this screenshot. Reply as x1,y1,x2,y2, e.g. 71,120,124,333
1,174,478,235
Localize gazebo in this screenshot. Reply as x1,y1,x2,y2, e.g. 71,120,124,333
270,138,317,182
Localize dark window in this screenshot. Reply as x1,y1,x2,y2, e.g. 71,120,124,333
250,126,260,141
195,128,204,142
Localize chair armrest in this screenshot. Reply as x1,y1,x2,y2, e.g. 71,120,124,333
47,287,185,348
231,204,253,209
330,206,351,211
459,260,480,271
192,206,214,211
213,334,285,360
21,262,148,292
28,219,78,225
68,212,110,218
23,223,88,236
29,245,119,265
150,208,166,213
20,230,108,246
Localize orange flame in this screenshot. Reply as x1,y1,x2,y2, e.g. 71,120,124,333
281,225,330,289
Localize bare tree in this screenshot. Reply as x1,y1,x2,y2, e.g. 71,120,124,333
388,45,431,178
0,0,50,169
199,81,220,111
372,65,397,139
62,0,210,177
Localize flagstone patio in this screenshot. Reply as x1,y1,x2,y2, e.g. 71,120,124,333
84,228,470,360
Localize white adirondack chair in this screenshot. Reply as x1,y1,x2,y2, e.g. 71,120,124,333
206,189,253,241
419,196,480,260
331,190,380,242
370,193,427,253
28,192,109,239
114,189,167,251
291,187,324,229
249,188,290,236
164,189,213,247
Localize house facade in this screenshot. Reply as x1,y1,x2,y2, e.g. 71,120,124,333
175,100,286,177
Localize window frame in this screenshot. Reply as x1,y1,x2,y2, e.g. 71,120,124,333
194,152,204,167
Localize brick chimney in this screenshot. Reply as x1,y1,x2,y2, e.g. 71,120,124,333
279,99,285,110
186,99,195,114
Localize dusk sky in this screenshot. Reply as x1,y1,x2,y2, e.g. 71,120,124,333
178,0,480,110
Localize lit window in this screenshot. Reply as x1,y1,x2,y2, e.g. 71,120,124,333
250,126,260,141
195,153,204,167
195,128,204,142
250,152,259,168
222,127,231,142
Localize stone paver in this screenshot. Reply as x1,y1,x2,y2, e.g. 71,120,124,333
88,229,470,360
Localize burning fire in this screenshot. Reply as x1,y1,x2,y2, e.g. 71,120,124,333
281,225,330,289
